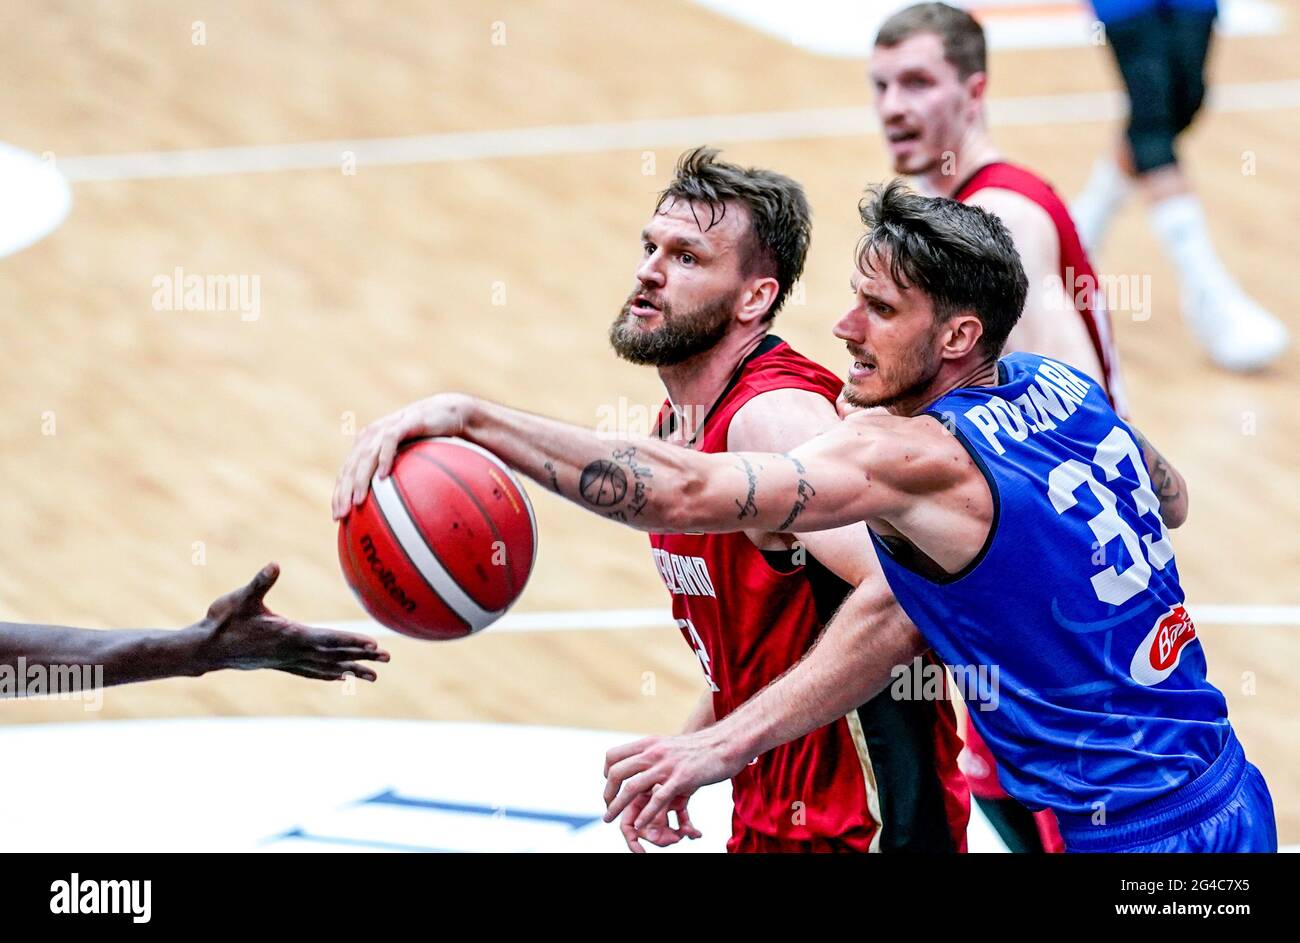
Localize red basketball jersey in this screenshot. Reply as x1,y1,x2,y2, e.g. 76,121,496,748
648,336,969,852
955,162,1128,416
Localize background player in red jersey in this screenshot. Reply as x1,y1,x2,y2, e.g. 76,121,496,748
605,147,967,852
1,563,389,694
869,3,1126,420
861,2,1136,851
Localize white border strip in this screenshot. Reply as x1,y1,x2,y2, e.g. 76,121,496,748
370,473,502,632
54,79,1300,182
325,602,1300,638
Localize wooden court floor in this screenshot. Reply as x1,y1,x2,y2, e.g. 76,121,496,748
0,1,1296,840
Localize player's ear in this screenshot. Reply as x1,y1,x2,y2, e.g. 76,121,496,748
941,312,984,359
965,70,988,107
738,276,780,325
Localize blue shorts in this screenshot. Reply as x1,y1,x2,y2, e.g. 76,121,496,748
1093,0,1216,26
1058,730,1277,853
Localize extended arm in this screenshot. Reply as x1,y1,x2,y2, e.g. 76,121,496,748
1,622,210,688
332,394,918,537
0,564,388,694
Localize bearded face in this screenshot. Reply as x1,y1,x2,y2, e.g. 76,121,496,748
608,286,738,366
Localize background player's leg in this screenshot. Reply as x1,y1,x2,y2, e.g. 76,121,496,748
1076,1,1289,371
1072,5,1170,252
1072,139,1134,255
1140,7,1288,372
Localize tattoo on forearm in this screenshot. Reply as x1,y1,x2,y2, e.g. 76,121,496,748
543,461,561,493
1151,455,1181,502
777,454,815,532
579,447,654,518
579,460,627,506
734,457,759,520
1134,430,1181,504
614,447,653,518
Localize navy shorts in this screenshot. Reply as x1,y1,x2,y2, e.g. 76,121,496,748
1059,730,1277,853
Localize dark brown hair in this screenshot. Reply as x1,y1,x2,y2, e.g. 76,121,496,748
657,147,811,322
875,2,987,79
857,179,1026,357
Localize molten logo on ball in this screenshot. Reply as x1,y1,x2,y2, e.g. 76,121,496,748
338,437,537,640
359,534,417,615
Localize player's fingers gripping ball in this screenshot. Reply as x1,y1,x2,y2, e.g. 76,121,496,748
338,437,537,640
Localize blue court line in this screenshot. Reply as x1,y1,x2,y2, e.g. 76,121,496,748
360,789,601,830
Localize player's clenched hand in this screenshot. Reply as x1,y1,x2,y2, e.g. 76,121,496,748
603,730,745,831
617,790,702,853
331,393,475,519
193,563,390,681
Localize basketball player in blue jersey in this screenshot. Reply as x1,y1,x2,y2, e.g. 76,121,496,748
2,563,389,694
335,181,1274,852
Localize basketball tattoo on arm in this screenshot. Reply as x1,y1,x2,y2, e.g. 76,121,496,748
579,447,652,522
579,460,627,506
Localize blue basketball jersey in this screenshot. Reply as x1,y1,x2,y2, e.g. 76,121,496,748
871,352,1230,818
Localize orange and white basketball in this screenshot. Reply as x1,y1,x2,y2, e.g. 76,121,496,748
337,437,537,640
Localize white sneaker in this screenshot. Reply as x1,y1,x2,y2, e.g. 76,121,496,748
1182,283,1291,372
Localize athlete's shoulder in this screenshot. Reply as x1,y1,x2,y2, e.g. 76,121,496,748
727,386,839,453
959,161,1060,203
963,184,1057,246
835,411,972,494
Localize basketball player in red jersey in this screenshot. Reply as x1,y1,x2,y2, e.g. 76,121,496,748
863,2,1128,851
2,563,389,696
339,148,970,853
610,147,966,852
870,3,1126,420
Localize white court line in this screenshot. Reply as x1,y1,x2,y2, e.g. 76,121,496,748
325,602,1300,637
1193,605,1300,626
55,79,1300,182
